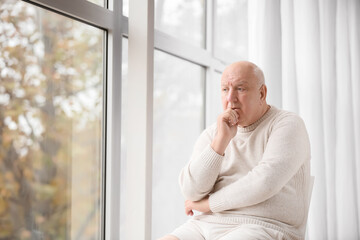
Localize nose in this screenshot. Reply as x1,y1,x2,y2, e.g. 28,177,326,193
226,89,238,103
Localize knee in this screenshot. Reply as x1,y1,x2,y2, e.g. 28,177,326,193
157,235,179,240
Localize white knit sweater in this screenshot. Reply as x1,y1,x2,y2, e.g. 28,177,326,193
179,106,311,240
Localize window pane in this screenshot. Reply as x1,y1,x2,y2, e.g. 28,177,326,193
87,0,105,7
155,0,205,48
214,0,248,61
206,71,223,127
0,1,104,239
123,0,129,17
152,50,205,239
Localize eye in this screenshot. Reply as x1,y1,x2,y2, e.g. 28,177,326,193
237,87,244,91
222,88,228,92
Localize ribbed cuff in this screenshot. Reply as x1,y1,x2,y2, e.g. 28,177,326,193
199,144,224,172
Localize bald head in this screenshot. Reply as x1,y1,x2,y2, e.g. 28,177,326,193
222,61,265,87
220,61,268,127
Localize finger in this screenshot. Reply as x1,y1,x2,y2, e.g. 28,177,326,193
185,207,193,216
233,109,239,119
220,109,238,128
223,108,234,121
232,110,239,125
184,201,192,216
185,207,192,216
226,110,238,125
230,111,238,125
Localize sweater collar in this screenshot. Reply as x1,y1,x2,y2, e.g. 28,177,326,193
237,105,275,133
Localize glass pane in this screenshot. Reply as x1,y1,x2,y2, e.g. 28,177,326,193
155,0,205,48
214,0,248,61
0,1,104,239
87,0,105,7
152,50,205,239
206,71,223,127
123,0,129,17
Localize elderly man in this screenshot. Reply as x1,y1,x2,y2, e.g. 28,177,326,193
159,61,311,240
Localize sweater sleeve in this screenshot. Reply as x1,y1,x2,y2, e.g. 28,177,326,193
209,114,311,212
179,126,224,201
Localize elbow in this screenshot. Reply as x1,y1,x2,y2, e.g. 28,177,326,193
179,170,208,201
180,184,208,201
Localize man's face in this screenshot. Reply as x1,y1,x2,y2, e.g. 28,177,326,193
221,65,265,127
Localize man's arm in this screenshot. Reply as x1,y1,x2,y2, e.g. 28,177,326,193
179,131,223,201
184,197,210,216
179,108,240,201
208,114,311,213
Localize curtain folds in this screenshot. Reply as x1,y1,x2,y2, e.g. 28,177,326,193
335,1,359,238
318,0,337,239
248,0,282,107
248,0,360,239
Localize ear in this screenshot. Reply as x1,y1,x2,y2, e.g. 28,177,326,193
260,84,267,101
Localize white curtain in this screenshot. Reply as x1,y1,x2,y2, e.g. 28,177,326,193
248,0,360,239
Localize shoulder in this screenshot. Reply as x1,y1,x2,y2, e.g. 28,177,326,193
270,106,306,127
271,108,311,156
263,107,309,142
267,107,310,145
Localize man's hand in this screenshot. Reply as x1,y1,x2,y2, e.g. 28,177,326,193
211,108,239,155
184,197,211,216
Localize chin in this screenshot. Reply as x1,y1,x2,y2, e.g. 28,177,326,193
237,121,246,127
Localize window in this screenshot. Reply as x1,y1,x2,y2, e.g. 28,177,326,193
0,0,104,239
123,0,129,17
152,50,205,239
214,0,248,61
206,71,223,126
155,0,205,48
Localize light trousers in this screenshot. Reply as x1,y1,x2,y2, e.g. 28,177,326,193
171,219,285,240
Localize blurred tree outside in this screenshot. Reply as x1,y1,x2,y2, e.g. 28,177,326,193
0,1,104,239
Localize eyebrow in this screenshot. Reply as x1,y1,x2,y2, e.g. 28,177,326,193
235,81,248,86
221,81,249,86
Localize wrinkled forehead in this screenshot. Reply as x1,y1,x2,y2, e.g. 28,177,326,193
221,69,257,86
